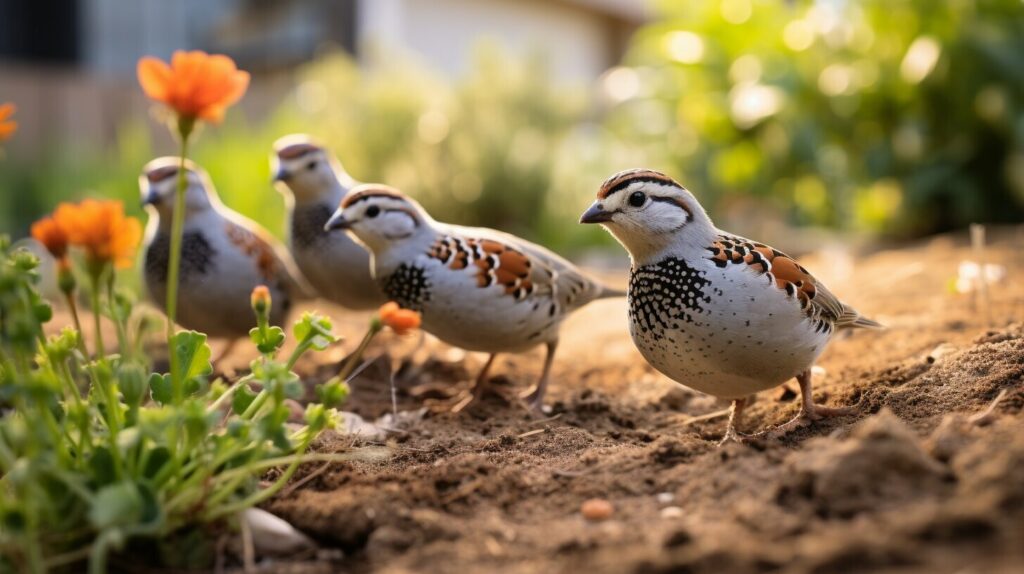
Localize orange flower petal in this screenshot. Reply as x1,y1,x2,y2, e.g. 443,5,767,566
137,57,173,102
0,103,14,121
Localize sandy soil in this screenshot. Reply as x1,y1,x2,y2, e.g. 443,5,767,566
229,228,1020,573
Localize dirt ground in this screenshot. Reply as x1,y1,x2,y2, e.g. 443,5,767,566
243,227,1024,574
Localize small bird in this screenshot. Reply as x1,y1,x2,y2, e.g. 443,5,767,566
271,135,385,310
324,184,623,410
580,169,881,442
141,157,308,359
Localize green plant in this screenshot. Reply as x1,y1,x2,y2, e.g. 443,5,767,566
0,237,349,573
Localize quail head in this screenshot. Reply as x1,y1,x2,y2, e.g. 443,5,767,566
141,157,309,353
324,184,624,411
580,169,881,442
272,135,385,311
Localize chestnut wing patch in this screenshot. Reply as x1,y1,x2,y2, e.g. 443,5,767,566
225,223,281,282
707,234,839,328
429,236,535,300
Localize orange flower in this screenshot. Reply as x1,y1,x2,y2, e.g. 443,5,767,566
54,199,142,269
0,103,16,141
137,51,250,124
378,302,422,335
31,216,69,260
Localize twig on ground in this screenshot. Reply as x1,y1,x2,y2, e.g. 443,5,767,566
525,413,563,426
678,408,731,427
969,388,1008,426
517,428,546,438
280,461,334,499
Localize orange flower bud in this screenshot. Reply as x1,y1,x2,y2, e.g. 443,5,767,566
0,103,16,141
137,51,250,124
251,285,271,313
378,302,421,335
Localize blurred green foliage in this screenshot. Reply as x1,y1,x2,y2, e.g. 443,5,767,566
615,0,1024,236
1,0,1022,257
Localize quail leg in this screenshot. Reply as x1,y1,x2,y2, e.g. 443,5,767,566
519,340,558,412
451,353,498,413
719,397,749,445
770,368,855,435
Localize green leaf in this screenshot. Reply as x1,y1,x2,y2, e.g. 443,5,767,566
231,383,258,415
173,331,213,382
149,373,172,405
316,377,349,408
142,446,172,480
292,312,336,351
89,481,144,530
249,325,286,355
149,372,204,406
88,447,117,486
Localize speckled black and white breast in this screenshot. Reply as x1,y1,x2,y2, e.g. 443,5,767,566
627,255,831,399
380,263,432,312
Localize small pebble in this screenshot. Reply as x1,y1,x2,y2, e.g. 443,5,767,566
660,506,684,519
655,492,675,504
581,498,614,521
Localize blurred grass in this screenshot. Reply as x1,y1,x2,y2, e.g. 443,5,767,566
1,0,1022,257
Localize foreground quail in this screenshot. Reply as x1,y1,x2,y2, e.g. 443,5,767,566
272,135,385,310
325,184,624,410
141,157,308,352
580,169,881,442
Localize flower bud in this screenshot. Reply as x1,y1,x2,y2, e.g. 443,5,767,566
57,258,76,295
251,285,271,315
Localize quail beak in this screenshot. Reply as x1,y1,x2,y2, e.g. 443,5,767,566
579,202,615,224
141,189,161,208
324,211,351,232
273,167,291,183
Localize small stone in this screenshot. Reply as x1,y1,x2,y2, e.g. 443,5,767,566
655,492,675,504
581,498,614,521
660,506,684,519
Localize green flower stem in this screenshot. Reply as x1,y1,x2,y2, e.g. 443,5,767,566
166,122,192,400
64,292,89,358
203,436,315,522
206,373,254,413
106,274,129,360
337,323,382,381
88,275,105,360
240,388,270,420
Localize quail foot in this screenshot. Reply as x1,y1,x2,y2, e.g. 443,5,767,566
580,169,881,443
324,184,624,411
272,135,385,310
141,157,310,364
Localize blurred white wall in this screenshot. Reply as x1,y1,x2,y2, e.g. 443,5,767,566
358,0,645,83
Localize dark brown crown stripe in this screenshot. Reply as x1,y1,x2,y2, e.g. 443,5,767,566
147,165,179,183
340,188,406,209
598,169,680,199
277,143,320,159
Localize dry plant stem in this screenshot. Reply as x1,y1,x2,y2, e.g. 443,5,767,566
338,324,382,380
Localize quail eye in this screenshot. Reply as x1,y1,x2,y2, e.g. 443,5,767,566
365,205,381,218
306,160,318,171
628,191,646,207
